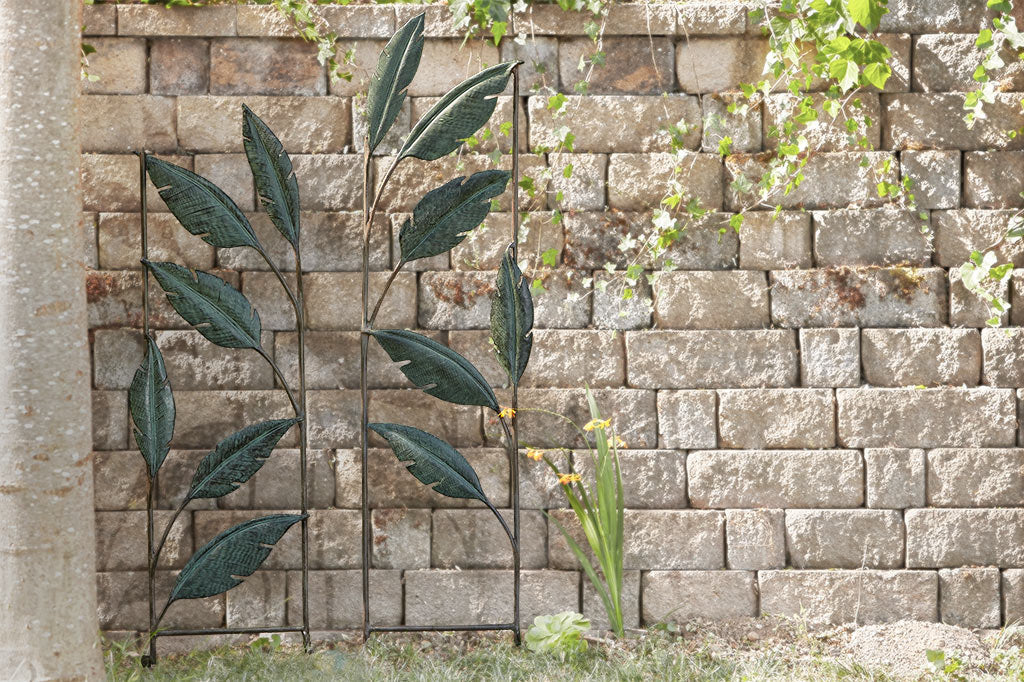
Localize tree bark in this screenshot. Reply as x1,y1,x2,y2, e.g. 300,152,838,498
0,2,104,679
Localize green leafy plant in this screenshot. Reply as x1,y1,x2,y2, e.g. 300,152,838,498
130,104,312,662
357,12,530,641
524,612,591,656
530,389,625,637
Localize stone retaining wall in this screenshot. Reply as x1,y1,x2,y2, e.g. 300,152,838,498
82,0,1024,637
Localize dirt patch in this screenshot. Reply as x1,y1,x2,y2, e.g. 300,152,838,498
849,620,990,679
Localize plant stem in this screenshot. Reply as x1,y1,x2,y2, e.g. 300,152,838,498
510,57,522,645
254,345,301,418
151,498,188,570
367,260,404,328
294,246,311,654
360,142,373,641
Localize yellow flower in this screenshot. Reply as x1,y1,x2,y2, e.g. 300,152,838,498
525,448,545,461
583,417,611,432
498,406,516,419
557,472,582,485
614,435,627,449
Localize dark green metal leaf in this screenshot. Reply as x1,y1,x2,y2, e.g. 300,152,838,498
490,247,533,385
145,156,260,250
129,336,175,478
187,418,298,500
143,260,262,350
366,12,424,152
169,514,305,602
368,423,489,503
242,104,300,250
370,329,499,411
399,62,517,162
399,170,510,263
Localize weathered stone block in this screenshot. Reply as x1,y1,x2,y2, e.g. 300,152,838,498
178,96,351,153
927,448,1024,507
812,209,932,267
82,153,190,213
88,269,202,330
881,0,992,32
571,450,687,509
883,93,1024,151
548,509,724,570
150,38,210,94
770,267,947,328
653,271,769,329
676,37,767,93
83,4,117,35
500,37,558,92
951,269,1009,327
702,92,762,153
584,570,640,631
530,95,701,153
370,389,483,448
626,330,798,388
608,152,722,210
226,571,286,628
327,40,387,98
547,153,607,211
98,213,215,271
118,5,236,36
964,152,1024,209
93,390,127,451
838,387,1016,448
193,153,255,211
901,150,960,210
560,37,674,94
940,568,1001,629
95,510,191,570
914,34,1024,92
451,211,562,272
727,152,898,210
657,390,717,449
593,270,649,330
319,5,397,38
738,211,812,270
353,98,410,156
402,40,499,96
933,210,1024,268
288,570,401,629
98,571,224,631
1005,570,1024,625
514,388,657,449
301,272,415,330
81,95,177,153
304,390,362,450
93,451,148,511
907,508,1024,567
786,510,904,569
404,570,579,626
193,510,303,570
432,509,546,569
688,450,864,508
799,328,860,388
642,571,757,624
172,390,296,449
726,509,785,570
371,508,431,569
408,95,526,154
865,448,926,509
862,329,981,387
982,328,1024,386
718,389,835,449
276,330,426,391
418,270,494,329
82,38,147,95
759,570,938,625
288,155,362,211
211,38,326,95
765,94,881,152
219,449,335,510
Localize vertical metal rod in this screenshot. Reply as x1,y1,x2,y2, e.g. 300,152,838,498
510,29,523,646
295,247,311,653
360,144,373,642
139,151,158,666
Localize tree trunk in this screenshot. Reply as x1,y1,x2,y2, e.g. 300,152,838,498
0,2,104,679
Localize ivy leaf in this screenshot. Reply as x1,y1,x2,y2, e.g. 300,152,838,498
187,419,299,500
490,247,534,385
168,514,305,602
366,12,424,152
848,0,885,32
399,170,510,262
862,62,891,90
146,156,261,250
368,423,490,503
399,62,517,162
143,260,262,350
830,58,860,92
129,337,175,478
242,104,300,250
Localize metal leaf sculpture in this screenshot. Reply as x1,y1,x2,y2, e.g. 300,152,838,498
365,12,424,152
146,156,261,250
129,336,175,477
398,61,517,162
399,170,511,263
368,423,490,503
490,248,534,385
187,418,299,500
370,329,499,411
143,260,262,350
167,514,306,603
242,104,300,250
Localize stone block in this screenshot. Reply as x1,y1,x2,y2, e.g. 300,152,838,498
560,37,674,94
95,510,191,570
288,570,401,629
901,150,960,210
193,153,255,211
764,94,881,152
98,213,215,270
800,328,860,388
701,92,762,153
82,38,147,95
226,571,287,628
642,571,757,623
81,95,177,153
432,509,546,569
786,509,904,569
371,508,431,569
547,153,607,211
418,271,494,330
305,390,362,450
82,153,190,213
927,448,1024,507
883,93,1024,151
914,34,1024,92
982,328,1024,386
676,37,767,93
572,449,687,509
514,388,656,450
964,152,1024,209
608,152,722,210
93,451,148,511
626,330,799,389
93,390,127,451
118,5,236,36
688,450,864,508
812,209,931,267
718,388,835,449
861,329,981,387
500,37,558,93
726,509,785,570
934,210,1024,268
838,387,1016,448
940,568,1001,629
906,508,1024,567
593,270,649,330
210,38,326,95
657,390,717,449
171,390,296,449
151,38,210,94
369,389,483,448
218,448,335,510
653,271,769,329
584,570,640,631
951,269,1009,327
98,571,224,631
1004,570,1024,624
865,448,926,509
738,211,812,270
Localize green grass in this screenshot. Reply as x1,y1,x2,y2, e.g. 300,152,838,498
103,622,1024,682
